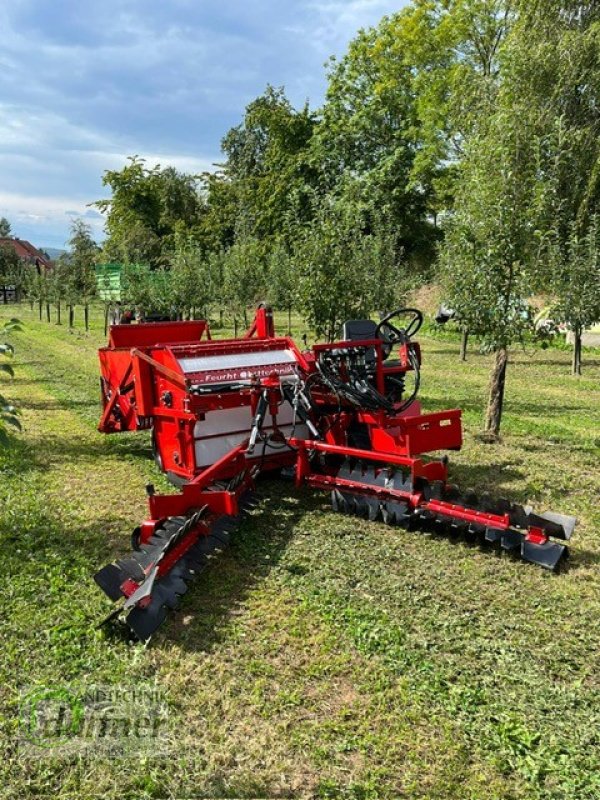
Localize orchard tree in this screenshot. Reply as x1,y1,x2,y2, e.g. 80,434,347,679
23,269,44,320
120,263,154,312
171,235,214,319
95,157,204,266
59,256,80,328
266,241,296,332
294,204,378,342
315,16,434,268
367,222,407,315
222,238,266,332
120,263,174,318
67,220,99,330
508,1,600,372
440,110,538,438
198,171,237,254
0,243,21,300
221,86,318,249
50,259,66,324
546,217,600,374
314,1,515,268
146,269,174,318
26,267,54,322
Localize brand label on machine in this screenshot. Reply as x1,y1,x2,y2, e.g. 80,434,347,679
177,349,297,385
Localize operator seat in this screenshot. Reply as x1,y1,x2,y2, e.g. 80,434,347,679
342,319,379,367
341,319,404,368
342,319,379,342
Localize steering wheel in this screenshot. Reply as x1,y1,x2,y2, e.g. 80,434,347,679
375,308,424,357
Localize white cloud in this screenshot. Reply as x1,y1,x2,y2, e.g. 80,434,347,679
305,0,403,49
0,0,406,246
0,190,104,243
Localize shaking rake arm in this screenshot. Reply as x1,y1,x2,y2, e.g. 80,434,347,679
94,306,576,641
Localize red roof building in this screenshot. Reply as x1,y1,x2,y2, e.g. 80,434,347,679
0,238,53,272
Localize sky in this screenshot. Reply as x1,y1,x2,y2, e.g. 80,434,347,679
0,0,405,250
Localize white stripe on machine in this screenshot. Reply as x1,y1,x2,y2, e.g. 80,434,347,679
178,349,297,374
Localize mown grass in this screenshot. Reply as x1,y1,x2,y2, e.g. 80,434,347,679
0,303,599,799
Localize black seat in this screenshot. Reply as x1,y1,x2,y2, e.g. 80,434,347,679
341,319,380,366
342,319,378,341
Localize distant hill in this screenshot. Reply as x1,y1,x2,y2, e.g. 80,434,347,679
41,247,66,260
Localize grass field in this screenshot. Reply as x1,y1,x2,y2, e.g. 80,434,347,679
1,304,599,800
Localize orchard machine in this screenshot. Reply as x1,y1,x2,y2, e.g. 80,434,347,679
95,305,576,641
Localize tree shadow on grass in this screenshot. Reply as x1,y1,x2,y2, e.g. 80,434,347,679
19,427,153,463
509,356,600,369
8,375,58,386
429,391,591,416
0,426,153,484
19,397,98,413
0,434,51,476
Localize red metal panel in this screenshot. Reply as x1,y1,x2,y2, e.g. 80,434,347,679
107,320,209,349
370,409,462,456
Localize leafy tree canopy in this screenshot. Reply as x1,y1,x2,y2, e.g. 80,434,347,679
95,157,205,266
0,217,12,238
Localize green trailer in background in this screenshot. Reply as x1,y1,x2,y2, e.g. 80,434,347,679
95,263,123,332
95,263,122,301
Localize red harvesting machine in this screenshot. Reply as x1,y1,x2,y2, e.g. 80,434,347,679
95,306,576,640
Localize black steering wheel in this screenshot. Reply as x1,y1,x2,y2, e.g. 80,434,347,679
375,308,423,357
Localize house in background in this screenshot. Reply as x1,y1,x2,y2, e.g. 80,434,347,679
0,237,53,302
0,237,53,272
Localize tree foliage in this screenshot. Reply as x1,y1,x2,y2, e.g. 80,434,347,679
221,86,318,248
0,243,23,295
508,1,600,370
221,238,267,326
440,113,537,353
95,157,205,266
170,235,215,318
0,217,12,238
66,220,99,300
294,204,401,341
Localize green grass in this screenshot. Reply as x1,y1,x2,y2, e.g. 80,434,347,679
0,303,599,799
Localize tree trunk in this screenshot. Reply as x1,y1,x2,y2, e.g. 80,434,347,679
46,303,50,323
29,299,34,311
69,304,74,327
460,328,469,361
572,325,582,375
84,304,89,332
233,317,238,338
104,305,109,336
38,299,43,320
288,305,292,334
56,301,61,325
484,347,508,439
219,309,224,327
243,308,248,327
